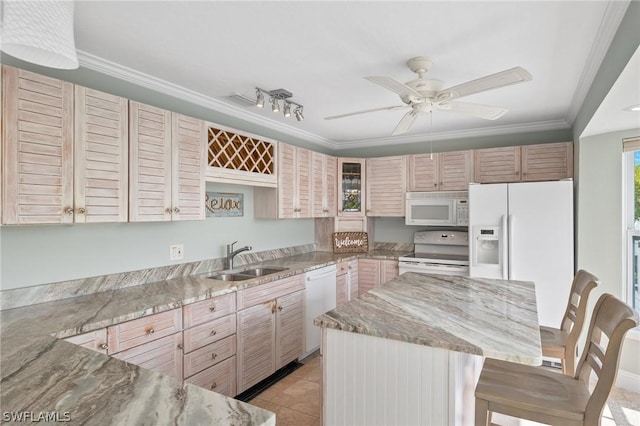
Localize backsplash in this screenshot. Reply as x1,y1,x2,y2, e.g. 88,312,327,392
0,244,316,310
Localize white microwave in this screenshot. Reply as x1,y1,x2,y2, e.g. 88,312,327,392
405,191,469,226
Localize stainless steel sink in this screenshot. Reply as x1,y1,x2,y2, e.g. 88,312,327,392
207,267,288,281
237,267,288,277
207,273,253,281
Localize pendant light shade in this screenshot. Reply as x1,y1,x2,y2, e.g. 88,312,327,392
1,0,79,69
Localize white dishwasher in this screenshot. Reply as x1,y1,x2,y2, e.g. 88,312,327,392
303,265,337,357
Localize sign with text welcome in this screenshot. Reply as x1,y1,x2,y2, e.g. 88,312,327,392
332,232,368,253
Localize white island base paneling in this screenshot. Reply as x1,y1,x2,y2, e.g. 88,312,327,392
322,328,483,426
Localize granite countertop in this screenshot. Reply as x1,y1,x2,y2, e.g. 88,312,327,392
0,249,409,424
314,272,542,365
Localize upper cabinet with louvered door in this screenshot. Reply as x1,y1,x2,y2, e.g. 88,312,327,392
311,152,337,217
439,150,474,191
366,155,407,217
172,114,205,221
2,66,74,224
474,146,521,183
74,86,128,223
129,101,172,222
408,153,439,191
521,142,573,182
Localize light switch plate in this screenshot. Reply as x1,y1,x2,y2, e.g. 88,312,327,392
170,244,184,260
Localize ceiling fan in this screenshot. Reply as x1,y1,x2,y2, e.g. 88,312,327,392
325,56,532,136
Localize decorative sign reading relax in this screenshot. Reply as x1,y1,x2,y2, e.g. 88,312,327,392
332,232,368,253
205,192,244,217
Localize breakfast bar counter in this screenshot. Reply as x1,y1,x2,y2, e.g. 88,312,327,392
314,272,542,426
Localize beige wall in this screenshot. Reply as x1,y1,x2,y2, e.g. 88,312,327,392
577,128,640,376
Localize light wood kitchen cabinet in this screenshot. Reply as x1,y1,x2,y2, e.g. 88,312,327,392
474,146,521,183
366,155,407,217
107,308,182,353
111,332,184,381
183,312,236,354
129,101,205,222
337,157,365,216
183,334,236,378
236,274,305,393
336,259,359,307
64,328,109,354
474,143,573,183
183,292,236,329
185,355,237,397
358,258,399,296
2,68,130,221
521,142,573,181
312,151,337,217
408,151,473,192
254,143,311,219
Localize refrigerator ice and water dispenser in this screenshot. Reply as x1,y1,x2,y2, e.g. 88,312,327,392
472,226,501,267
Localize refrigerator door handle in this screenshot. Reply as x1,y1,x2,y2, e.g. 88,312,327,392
502,214,508,279
508,214,514,280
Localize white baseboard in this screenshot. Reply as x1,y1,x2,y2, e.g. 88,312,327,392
616,369,640,393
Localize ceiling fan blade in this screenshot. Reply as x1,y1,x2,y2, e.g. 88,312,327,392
365,76,422,101
437,67,532,101
392,111,419,136
437,101,507,120
324,105,406,120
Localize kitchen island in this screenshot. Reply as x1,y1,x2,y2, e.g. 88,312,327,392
314,272,542,426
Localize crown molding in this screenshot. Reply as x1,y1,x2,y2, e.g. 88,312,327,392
566,0,631,125
76,50,339,150
334,119,571,150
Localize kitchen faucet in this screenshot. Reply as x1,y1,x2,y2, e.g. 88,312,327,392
226,241,252,270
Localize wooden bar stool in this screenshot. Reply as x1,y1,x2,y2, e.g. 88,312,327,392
475,293,639,426
540,269,599,376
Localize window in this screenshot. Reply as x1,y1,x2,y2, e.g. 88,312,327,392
623,137,640,326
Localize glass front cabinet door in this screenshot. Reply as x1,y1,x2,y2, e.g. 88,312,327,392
337,158,366,216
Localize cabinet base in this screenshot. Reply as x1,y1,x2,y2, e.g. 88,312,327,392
235,360,302,402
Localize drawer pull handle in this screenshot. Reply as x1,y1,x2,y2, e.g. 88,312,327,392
210,382,217,390
209,305,216,312
211,353,218,359
146,328,155,335
210,330,217,336
98,343,108,350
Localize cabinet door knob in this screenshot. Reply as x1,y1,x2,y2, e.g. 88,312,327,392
64,207,74,215
174,207,180,213
177,343,184,350
278,305,283,312
165,208,172,214
209,305,216,312
210,382,217,390
146,328,155,335
77,207,86,214
98,343,108,350
211,353,218,359
210,329,217,336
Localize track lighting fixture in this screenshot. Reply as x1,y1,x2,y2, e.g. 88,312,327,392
255,87,304,122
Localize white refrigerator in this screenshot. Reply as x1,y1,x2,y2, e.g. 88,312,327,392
469,180,574,327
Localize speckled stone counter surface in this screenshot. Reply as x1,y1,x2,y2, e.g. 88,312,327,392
314,272,542,365
0,249,410,424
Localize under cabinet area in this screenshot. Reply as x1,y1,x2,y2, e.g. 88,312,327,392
236,275,305,393
358,259,399,296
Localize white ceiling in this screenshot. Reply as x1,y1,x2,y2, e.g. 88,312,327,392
72,1,633,149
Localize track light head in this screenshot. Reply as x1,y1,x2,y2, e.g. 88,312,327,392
256,90,264,108
283,102,292,117
294,108,304,121
271,98,280,113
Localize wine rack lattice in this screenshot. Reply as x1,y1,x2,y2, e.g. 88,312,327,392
208,127,274,175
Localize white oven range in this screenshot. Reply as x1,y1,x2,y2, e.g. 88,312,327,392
399,230,469,276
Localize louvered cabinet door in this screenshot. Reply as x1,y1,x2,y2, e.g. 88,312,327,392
408,153,439,191
358,258,380,296
2,66,74,224
296,147,312,218
366,155,407,216
172,114,205,221
311,151,325,217
129,101,172,222
474,146,520,183
325,155,337,216
440,150,473,191
74,86,128,223
277,143,296,218
521,142,573,182
236,302,276,393
275,290,304,369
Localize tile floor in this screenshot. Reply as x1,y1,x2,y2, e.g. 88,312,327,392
249,352,640,426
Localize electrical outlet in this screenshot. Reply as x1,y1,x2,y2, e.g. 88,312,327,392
170,244,184,260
